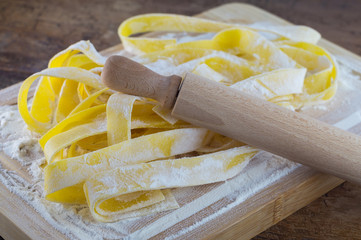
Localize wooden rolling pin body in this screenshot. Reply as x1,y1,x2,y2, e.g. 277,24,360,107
173,73,361,184
102,56,361,184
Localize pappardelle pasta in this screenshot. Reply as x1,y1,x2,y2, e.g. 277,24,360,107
18,14,337,222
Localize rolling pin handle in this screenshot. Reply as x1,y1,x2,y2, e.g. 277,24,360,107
101,55,182,109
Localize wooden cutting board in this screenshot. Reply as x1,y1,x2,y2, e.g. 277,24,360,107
1,3,361,240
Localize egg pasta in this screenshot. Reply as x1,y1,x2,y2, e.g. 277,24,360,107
18,13,337,222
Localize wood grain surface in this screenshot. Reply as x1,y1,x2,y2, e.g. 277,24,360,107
1,0,361,239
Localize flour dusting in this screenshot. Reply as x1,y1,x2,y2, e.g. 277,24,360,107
1,37,361,239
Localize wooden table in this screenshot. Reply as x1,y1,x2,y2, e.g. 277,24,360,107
1,0,360,239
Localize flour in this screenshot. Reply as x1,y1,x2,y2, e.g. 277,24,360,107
0,104,134,239
1,37,361,239
338,60,361,88
162,154,298,240
142,50,249,77
158,32,216,43
0,104,43,171
306,60,361,114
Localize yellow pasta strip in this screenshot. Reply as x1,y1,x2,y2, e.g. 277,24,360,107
197,132,245,153
44,119,107,163
279,41,337,106
213,28,297,68
152,105,179,125
106,93,138,145
77,83,90,102
131,101,189,129
231,68,306,100
77,133,108,151
119,14,232,54
19,67,105,133
84,146,258,222
54,53,104,123
67,142,78,158
29,41,106,130
49,40,107,68
199,56,257,83
69,88,108,116
97,191,165,215
192,63,226,82
67,54,101,70
93,189,179,222
44,128,208,203
106,93,170,210
248,25,321,44
55,80,80,122
139,48,214,65
29,77,57,126
39,104,106,149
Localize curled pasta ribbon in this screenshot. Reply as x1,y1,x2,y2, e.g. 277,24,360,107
18,67,105,134
18,13,337,222
118,14,233,54
118,14,320,54
44,128,208,203
278,41,338,106
19,41,106,134
84,146,258,222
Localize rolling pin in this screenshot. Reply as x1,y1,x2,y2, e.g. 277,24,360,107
101,55,361,184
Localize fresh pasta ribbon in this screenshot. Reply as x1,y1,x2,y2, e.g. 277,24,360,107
106,93,177,214
278,41,338,106
118,14,233,54
247,24,321,44
18,67,105,134
84,146,258,222
17,13,338,222
106,93,139,145
28,41,106,134
44,128,208,203
118,14,320,54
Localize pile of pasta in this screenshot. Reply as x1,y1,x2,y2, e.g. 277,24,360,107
18,14,337,222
